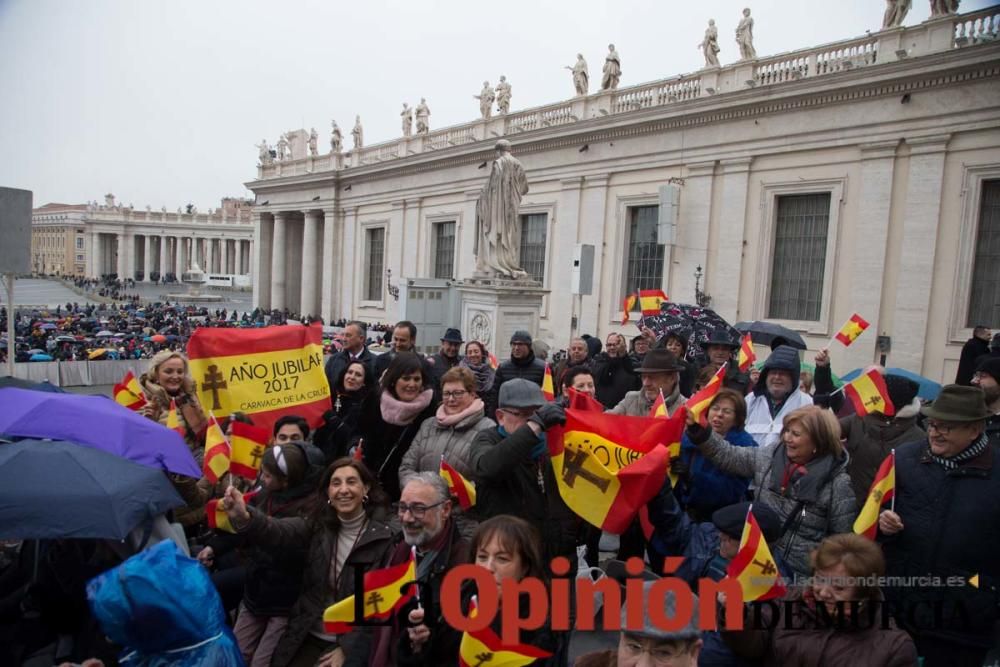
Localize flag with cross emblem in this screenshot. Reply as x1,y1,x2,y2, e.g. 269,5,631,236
322,548,417,634
725,504,786,602
458,596,553,667
853,451,895,539
229,421,270,481
546,408,684,533
187,324,331,436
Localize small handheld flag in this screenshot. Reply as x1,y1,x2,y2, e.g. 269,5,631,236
202,413,231,484
113,371,147,411
843,369,895,417
323,549,417,634
458,595,552,666
638,289,668,316
737,333,756,373
439,457,477,510
230,421,270,481
649,389,668,418
853,451,895,539
834,314,870,347
541,364,555,401
685,363,726,427
166,399,185,437
207,490,258,534
725,505,786,602
621,293,638,325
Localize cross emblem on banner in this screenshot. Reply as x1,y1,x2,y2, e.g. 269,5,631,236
752,558,777,576
365,591,384,615
201,364,228,410
872,489,884,503
562,449,611,493
250,446,264,468
471,652,495,666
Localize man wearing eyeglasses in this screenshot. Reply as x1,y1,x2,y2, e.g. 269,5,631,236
369,472,468,665
877,384,1000,667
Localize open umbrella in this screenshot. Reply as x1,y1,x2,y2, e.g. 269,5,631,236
55,335,76,342
0,377,65,392
96,330,114,337
29,353,53,361
88,348,108,360
641,302,741,367
151,334,167,343
39,323,57,330
734,321,807,350
839,367,941,400
0,439,183,540
0,388,200,477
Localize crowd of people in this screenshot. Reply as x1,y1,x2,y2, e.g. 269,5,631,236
2,316,999,667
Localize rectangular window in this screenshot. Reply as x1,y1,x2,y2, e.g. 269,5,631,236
76,237,84,249
968,179,1000,327
623,205,665,297
432,221,456,279
767,193,832,321
519,213,548,283
365,227,385,301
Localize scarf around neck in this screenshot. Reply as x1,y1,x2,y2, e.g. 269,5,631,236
460,359,495,393
768,444,837,502
379,388,434,426
928,433,990,470
436,398,485,427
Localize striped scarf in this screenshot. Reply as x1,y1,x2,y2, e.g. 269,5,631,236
928,433,990,470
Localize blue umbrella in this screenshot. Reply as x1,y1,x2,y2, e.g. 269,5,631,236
29,353,54,361
0,388,201,477
840,367,942,400
0,439,183,540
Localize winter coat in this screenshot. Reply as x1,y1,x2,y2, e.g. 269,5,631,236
324,347,375,395
238,509,395,667
839,399,925,506
312,389,369,464
723,587,918,667
955,336,990,385
592,353,641,409
428,351,462,389
608,383,685,417
358,390,437,500
469,424,581,565
881,438,1000,651
745,345,813,448
691,426,856,576
492,351,547,401
398,404,495,487
678,428,756,517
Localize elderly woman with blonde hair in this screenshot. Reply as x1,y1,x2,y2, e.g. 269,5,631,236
686,404,857,576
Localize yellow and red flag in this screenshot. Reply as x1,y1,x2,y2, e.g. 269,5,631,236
726,506,786,602
230,420,269,481
206,490,257,534
440,458,476,510
853,451,895,539
113,371,147,411
638,289,668,316
685,363,726,427
649,390,668,418
323,549,417,634
165,399,185,437
834,313,870,346
202,413,231,484
458,596,552,667
649,390,683,487
547,408,685,533
621,293,638,325
186,324,331,436
737,333,756,373
844,369,895,417
541,364,555,402
565,387,605,412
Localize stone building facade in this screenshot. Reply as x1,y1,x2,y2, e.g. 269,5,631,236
247,9,1000,382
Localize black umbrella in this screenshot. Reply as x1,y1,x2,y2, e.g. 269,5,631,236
0,439,183,540
642,302,741,367
734,321,807,350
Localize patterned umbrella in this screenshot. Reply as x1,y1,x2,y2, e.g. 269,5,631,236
641,302,741,367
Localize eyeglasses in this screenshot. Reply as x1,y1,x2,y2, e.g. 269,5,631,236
393,501,446,519
926,421,958,435
442,390,468,400
709,406,736,416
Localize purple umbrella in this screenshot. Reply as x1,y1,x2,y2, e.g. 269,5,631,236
0,388,200,477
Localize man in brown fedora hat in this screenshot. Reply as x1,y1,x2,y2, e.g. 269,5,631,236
878,384,1000,666
608,348,688,417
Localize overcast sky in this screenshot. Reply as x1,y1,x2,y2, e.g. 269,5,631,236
0,0,992,210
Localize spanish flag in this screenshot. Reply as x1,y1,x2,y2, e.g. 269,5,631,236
113,371,147,411
565,387,605,412
649,389,668,418
458,596,552,667
638,289,668,316
187,324,331,437
621,293,638,325
230,420,269,481
323,549,417,634
202,413,231,484
726,505,786,602
853,451,895,540
835,313,870,346
737,333,756,373
440,457,476,510
541,364,555,402
547,408,685,533
649,390,683,486
685,363,726,427
206,490,257,534
166,399,185,437
844,369,895,417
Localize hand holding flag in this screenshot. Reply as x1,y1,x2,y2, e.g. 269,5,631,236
202,413,232,484
725,505,786,602
853,451,896,539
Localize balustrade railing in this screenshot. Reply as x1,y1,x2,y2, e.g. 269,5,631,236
954,7,1000,46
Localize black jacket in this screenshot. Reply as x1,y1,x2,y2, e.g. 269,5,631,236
955,336,990,385
312,389,370,464
491,351,546,408
324,347,375,397
592,353,640,409
358,390,437,500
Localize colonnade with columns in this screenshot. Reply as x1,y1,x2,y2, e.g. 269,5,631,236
253,208,335,320
88,231,253,281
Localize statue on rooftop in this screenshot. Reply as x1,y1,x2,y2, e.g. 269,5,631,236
474,140,530,280
401,103,413,136
276,134,289,161
308,128,318,156
566,54,589,95
255,139,273,165
330,121,343,153
352,116,363,149
929,0,960,17
475,82,495,120
882,0,912,28
495,76,512,115
602,44,621,90
415,99,431,134
736,8,757,60
699,19,721,67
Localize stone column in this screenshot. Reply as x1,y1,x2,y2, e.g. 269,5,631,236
235,240,244,275
673,162,716,303
891,135,950,373
579,174,609,334
89,232,101,278
207,237,215,274
301,210,320,318
142,235,152,281
174,237,182,277
401,199,421,279
713,158,753,323
252,213,273,309
116,233,126,279
340,208,358,317
553,178,583,340
270,212,287,311
159,235,168,281
321,208,337,323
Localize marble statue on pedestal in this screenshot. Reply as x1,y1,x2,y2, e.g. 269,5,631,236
308,128,318,156
602,44,621,90
495,76,512,114
474,140,530,280
566,54,589,95
416,99,431,134
475,83,495,120
352,116,363,149
256,139,274,165
736,8,757,60
401,103,413,136
699,20,721,67
330,121,343,153
276,134,289,161
883,0,912,28
930,0,960,17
